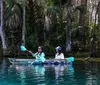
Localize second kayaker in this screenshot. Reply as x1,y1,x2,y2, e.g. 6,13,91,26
55,46,64,59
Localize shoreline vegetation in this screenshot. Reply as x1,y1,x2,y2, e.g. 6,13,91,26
2,52,100,62
0,0,100,58
75,57,100,62
3,56,100,62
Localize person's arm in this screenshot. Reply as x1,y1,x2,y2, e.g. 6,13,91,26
28,51,33,55
61,53,64,59
40,53,45,62
28,51,34,56
28,51,38,57
41,53,45,58
55,53,58,59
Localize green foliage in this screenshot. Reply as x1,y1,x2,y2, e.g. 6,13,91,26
75,5,87,13
3,0,22,54
1,0,100,57
74,52,89,58
25,34,37,51
46,6,60,16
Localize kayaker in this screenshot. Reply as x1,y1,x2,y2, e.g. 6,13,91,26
55,46,64,59
28,46,46,63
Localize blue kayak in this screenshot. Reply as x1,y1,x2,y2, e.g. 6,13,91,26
8,57,74,65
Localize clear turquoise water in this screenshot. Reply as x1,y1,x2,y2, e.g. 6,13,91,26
0,58,100,85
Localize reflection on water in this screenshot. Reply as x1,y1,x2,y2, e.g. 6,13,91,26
34,65,45,76
8,65,46,85
1,59,6,74
7,64,74,85
54,65,74,79
54,65,65,79
1,58,100,85
84,62,100,85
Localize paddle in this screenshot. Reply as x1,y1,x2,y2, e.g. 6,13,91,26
54,57,74,62
20,45,34,56
66,57,74,62
20,45,27,51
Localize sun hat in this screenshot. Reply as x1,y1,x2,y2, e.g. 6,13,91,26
56,46,62,51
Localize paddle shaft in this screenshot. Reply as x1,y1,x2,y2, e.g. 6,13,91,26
54,57,74,62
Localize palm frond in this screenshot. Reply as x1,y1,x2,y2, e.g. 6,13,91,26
4,0,22,28
46,6,60,16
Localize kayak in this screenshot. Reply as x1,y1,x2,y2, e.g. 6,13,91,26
18,46,74,65
8,57,74,65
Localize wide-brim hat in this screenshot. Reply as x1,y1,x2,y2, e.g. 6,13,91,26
55,46,62,50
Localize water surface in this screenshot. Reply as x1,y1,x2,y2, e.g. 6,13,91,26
0,58,100,85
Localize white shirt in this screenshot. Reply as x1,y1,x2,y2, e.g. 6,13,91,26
55,53,64,59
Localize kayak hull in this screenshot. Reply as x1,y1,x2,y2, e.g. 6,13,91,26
8,58,73,65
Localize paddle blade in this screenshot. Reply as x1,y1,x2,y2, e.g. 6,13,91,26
66,57,74,62
20,45,27,51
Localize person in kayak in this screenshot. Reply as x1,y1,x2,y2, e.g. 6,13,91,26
55,46,64,59
28,46,46,63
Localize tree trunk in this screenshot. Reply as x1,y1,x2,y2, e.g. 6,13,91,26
90,2,99,58
66,0,72,52
79,0,87,26
22,0,26,45
79,11,84,26
0,0,7,55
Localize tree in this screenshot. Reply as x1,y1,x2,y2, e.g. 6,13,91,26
0,0,7,55
4,0,22,55
66,0,72,52
75,0,87,26
22,0,26,45
90,1,100,57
